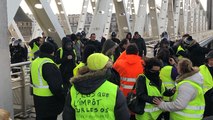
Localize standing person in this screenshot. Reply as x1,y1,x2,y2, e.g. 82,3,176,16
111,32,120,44
126,32,132,41
183,36,211,66
74,32,84,63
199,50,213,93
45,36,58,53
102,39,119,62
135,58,174,120
10,39,27,63
80,31,89,45
55,37,76,92
63,53,130,120
119,38,130,52
113,44,144,120
153,58,205,120
131,32,146,57
31,42,65,120
28,37,44,60
86,33,102,52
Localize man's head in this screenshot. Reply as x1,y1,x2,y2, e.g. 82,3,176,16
206,50,213,67
90,33,96,41
111,32,117,38
126,43,139,55
76,32,82,40
39,42,55,55
134,32,140,39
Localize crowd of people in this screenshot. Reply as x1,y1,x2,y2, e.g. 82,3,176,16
8,31,213,120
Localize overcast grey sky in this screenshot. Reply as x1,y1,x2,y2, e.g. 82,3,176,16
20,0,207,14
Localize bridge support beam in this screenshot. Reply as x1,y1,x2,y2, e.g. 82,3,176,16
113,0,131,39
158,0,168,36
134,0,148,36
55,0,72,34
25,0,66,46
77,0,89,32
103,0,113,38
167,0,174,37
0,0,14,118
148,0,159,38
88,0,109,40
184,0,190,33
9,20,24,40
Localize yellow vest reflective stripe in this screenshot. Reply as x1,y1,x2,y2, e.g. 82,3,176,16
199,65,213,93
170,80,205,120
29,43,39,61
71,80,117,120
120,77,137,90
31,57,54,96
137,75,165,119
176,45,184,59
73,62,85,77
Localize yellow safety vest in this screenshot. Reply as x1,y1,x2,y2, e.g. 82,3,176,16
160,65,175,101
176,45,185,59
71,80,117,120
136,76,165,120
31,57,54,96
199,65,213,93
57,47,77,67
73,62,85,77
170,80,205,120
29,43,39,61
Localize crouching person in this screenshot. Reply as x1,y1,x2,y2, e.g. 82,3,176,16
63,53,130,120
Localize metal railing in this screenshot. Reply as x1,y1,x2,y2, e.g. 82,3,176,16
10,61,33,118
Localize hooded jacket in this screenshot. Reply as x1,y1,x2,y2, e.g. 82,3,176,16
113,53,144,96
158,68,204,111
63,68,130,120
55,38,76,83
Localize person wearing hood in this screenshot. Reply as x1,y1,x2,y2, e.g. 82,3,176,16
135,58,175,120
153,58,205,120
31,42,65,120
183,36,211,66
102,39,119,62
55,37,76,92
63,53,130,120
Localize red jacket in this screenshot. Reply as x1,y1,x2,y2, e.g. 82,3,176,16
113,52,144,96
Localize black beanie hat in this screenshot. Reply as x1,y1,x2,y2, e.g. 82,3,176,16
40,42,54,54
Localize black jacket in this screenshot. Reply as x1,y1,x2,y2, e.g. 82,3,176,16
85,40,102,52
131,37,147,57
204,87,213,117
136,75,174,104
187,43,211,66
55,39,76,83
63,68,130,120
32,53,65,117
10,44,27,63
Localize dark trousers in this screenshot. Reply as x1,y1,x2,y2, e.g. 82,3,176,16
36,115,57,120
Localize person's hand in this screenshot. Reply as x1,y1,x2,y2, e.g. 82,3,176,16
67,55,73,59
153,97,163,105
